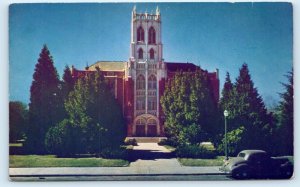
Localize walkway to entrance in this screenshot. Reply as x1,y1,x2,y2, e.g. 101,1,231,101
129,143,181,170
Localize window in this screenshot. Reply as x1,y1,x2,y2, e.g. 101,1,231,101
147,119,157,125
136,118,146,125
136,98,145,110
137,75,145,90
148,98,157,110
148,74,157,89
148,27,156,44
238,153,246,158
137,26,144,42
149,48,155,59
138,48,143,59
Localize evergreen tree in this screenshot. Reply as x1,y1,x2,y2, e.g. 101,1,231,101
161,70,217,145
25,45,61,154
220,72,233,109
277,70,293,155
62,65,75,100
219,72,236,122
60,65,75,118
228,63,272,151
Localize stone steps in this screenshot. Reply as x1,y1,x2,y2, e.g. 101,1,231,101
126,137,167,143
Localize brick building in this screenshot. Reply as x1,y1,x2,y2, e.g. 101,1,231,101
71,7,219,137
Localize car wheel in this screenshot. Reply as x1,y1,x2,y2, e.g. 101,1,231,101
279,166,293,179
283,169,293,179
232,168,250,179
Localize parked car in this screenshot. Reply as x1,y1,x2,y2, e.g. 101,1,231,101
220,150,293,179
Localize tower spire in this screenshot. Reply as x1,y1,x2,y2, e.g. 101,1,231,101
132,5,136,13
156,6,160,15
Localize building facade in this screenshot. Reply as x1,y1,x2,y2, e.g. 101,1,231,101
71,7,219,137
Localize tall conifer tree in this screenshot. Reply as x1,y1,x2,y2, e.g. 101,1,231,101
219,72,235,118
218,64,274,155
62,65,75,99
26,45,61,153
278,70,293,155
233,63,272,150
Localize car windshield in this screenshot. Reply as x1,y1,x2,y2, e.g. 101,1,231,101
238,152,246,158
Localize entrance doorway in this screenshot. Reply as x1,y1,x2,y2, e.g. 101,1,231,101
147,119,157,137
135,118,146,136
134,115,159,137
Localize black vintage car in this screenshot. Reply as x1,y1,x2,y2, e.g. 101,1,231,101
220,150,293,179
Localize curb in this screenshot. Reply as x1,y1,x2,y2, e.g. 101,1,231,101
10,173,227,177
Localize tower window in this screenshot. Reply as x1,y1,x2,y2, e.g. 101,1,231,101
148,74,157,90
149,48,155,59
148,27,156,44
136,98,145,110
137,74,145,90
138,48,143,59
148,98,157,110
137,26,144,42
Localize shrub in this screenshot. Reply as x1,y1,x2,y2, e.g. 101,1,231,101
124,138,138,146
45,120,67,156
217,126,246,156
176,144,217,159
157,138,176,146
45,119,87,157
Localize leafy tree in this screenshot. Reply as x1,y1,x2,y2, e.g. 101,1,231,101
9,101,28,142
217,126,246,156
277,70,293,155
25,45,62,154
46,69,126,155
161,70,218,146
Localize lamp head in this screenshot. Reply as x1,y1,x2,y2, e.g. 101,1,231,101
224,110,229,117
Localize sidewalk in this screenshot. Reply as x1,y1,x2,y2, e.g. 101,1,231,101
9,143,224,177
9,166,223,176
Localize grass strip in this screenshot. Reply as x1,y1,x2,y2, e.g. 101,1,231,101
9,155,129,168
178,156,225,166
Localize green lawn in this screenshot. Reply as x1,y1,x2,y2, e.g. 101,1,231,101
178,156,225,166
9,155,129,168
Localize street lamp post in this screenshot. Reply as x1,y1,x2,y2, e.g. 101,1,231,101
224,110,229,160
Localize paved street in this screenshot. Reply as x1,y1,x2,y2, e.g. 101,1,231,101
10,174,232,181
9,143,227,181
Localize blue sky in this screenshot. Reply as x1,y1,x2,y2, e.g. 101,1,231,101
9,2,293,107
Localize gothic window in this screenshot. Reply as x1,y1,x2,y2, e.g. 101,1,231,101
137,26,144,42
138,48,143,59
147,119,157,125
136,98,145,110
148,74,157,90
148,27,156,44
136,118,146,125
137,74,145,90
148,98,157,110
149,48,155,59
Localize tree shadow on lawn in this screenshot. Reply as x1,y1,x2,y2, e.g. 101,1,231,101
127,148,176,162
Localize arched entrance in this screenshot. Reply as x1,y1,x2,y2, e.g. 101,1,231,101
135,118,146,136
147,119,157,137
133,114,159,137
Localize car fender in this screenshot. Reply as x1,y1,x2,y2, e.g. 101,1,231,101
232,164,252,179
